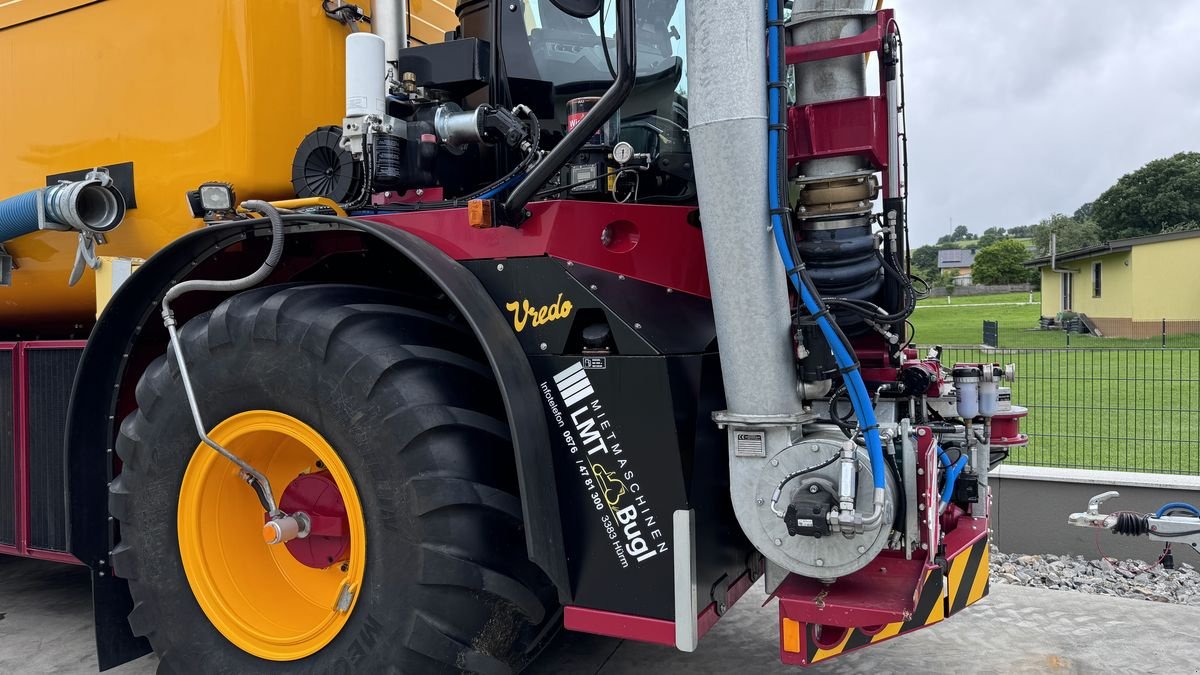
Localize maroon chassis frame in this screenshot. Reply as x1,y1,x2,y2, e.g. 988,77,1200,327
0,340,86,564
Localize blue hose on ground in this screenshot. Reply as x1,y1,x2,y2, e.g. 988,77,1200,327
0,190,42,243
1156,502,1200,518
767,0,886,491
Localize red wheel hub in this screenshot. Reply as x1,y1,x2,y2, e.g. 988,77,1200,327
277,470,351,569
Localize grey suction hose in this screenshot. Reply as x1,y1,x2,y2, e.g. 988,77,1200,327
160,200,286,516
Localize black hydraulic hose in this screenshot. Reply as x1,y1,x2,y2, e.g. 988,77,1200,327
500,0,636,224
599,0,617,78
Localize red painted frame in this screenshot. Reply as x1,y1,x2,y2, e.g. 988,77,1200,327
785,8,897,195
563,567,757,647
784,9,894,66
360,199,711,298
776,551,931,626
0,340,87,564
0,342,17,558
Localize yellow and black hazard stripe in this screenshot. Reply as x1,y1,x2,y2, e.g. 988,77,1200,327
946,535,990,616
794,567,946,664
782,537,992,665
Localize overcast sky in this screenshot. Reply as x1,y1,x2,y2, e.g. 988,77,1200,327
886,2,1200,245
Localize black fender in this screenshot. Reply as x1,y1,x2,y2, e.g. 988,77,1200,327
65,215,570,670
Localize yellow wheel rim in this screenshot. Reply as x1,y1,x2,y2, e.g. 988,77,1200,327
177,410,366,661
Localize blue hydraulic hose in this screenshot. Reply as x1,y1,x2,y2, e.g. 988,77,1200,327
937,446,952,467
478,172,526,199
767,0,886,491
1156,502,1200,518
940,455,968,506
0,190,42,243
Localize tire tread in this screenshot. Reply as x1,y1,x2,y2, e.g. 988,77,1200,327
110,284,555,673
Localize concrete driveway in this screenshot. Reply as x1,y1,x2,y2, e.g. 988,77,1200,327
3,555,1197,674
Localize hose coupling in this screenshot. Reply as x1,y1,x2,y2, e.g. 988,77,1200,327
836,440,858,513
794,170,878,220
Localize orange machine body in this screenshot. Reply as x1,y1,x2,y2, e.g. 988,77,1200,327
0,0,453,326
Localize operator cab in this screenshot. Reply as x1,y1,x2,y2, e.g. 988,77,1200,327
459,0,693,203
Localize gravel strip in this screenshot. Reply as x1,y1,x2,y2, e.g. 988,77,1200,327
990,548,1200,605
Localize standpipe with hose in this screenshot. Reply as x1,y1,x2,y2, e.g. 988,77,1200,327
160,200,308,545
687,0,895,583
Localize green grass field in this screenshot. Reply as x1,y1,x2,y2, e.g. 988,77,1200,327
909,292,1200,474
911,292,1194,348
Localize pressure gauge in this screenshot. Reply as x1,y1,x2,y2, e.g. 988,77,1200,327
612,141,634,165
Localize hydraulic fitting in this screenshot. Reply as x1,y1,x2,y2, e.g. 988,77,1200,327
263,512,311,545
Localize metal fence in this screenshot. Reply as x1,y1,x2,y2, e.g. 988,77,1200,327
982,319,1200,348
943,346,1200,475
926,283,1033,298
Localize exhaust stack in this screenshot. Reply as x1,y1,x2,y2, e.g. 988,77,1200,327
371,0,409,67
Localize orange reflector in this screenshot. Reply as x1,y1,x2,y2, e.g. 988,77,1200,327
468,199,494,228
262,522,279,544
782,618,801,653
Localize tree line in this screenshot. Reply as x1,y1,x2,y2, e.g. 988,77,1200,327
909,152,1200,286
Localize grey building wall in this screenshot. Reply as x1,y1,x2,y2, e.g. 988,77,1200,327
990,465,1200,561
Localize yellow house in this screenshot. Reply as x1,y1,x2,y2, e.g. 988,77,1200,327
1027,230,1200,338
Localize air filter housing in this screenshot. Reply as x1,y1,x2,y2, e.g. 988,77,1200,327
291,126,364,204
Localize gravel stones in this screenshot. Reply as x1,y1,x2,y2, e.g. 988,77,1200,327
990,547,1200,605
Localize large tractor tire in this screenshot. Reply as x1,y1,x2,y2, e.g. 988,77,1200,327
109,284,558,674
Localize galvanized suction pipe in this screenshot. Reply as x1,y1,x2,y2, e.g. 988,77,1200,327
686,0,801,418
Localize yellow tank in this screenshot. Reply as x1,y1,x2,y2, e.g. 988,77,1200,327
0,0,454,326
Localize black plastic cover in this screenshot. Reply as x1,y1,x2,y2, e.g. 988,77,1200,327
899,364,933,396
395,38,491,99
952,469,980,504
786,494,834,537
291,126,363,203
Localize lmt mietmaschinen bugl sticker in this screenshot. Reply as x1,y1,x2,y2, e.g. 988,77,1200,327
545,360,668,569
